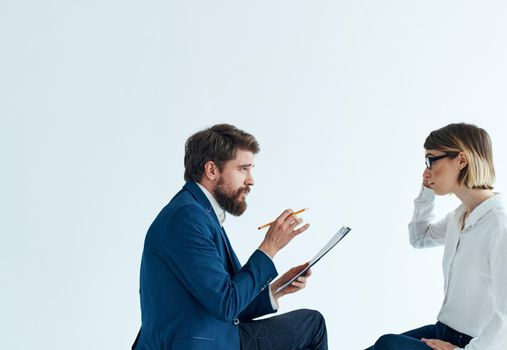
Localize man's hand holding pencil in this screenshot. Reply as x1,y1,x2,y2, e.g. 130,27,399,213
258,208,310,259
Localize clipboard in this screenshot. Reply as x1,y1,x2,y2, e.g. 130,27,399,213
275,226,351,294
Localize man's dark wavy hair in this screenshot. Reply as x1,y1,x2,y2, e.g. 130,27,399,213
184,124,260,182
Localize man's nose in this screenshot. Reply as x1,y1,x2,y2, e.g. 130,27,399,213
423,168,431,178
246,173,254,186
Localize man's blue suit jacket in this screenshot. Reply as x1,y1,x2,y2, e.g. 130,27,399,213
135,181,279,350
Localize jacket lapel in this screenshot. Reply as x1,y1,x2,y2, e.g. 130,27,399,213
220,226,240,273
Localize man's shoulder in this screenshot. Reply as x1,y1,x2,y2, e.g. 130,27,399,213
145,189,215,247
162,188,206,219
153,187,215,230
168,186,197,207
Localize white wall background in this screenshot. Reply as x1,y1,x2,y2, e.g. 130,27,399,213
2,0,507,349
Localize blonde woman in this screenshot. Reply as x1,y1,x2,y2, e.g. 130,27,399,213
368,123,507,350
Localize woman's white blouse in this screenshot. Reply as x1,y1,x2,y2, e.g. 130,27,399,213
409,186,507,350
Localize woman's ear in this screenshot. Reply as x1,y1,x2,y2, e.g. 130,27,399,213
458,152,468,170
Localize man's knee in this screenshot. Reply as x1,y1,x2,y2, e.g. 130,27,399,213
293,309,327,336
296,309,325,324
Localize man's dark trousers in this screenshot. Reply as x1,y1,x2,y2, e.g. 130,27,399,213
239,309,328,350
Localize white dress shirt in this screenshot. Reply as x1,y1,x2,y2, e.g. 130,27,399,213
409,186,507,350
196,183,279,311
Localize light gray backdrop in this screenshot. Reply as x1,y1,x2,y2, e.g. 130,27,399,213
2,0,507,349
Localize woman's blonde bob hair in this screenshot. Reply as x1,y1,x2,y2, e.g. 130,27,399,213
424,123,495,190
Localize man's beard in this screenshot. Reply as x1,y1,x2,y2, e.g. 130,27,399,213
214,180,250,216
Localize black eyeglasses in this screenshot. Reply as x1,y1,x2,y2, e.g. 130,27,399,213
425,152,458,169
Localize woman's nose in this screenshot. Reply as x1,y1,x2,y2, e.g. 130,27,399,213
423,168,431,178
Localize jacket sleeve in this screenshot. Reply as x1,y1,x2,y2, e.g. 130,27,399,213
159,204,278,323
408,185,448,248
238,287,277,322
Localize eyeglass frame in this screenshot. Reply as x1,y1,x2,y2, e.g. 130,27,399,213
425,152,459,169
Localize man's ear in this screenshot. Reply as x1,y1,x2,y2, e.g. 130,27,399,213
203,161,220,181
458,152,468,170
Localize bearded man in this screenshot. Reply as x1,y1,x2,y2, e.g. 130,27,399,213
132,124,328,350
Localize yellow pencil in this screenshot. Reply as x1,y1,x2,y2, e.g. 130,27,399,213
257,208,309,230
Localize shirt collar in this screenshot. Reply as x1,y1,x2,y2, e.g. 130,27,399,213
196,182,226,226
461,193,503,230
